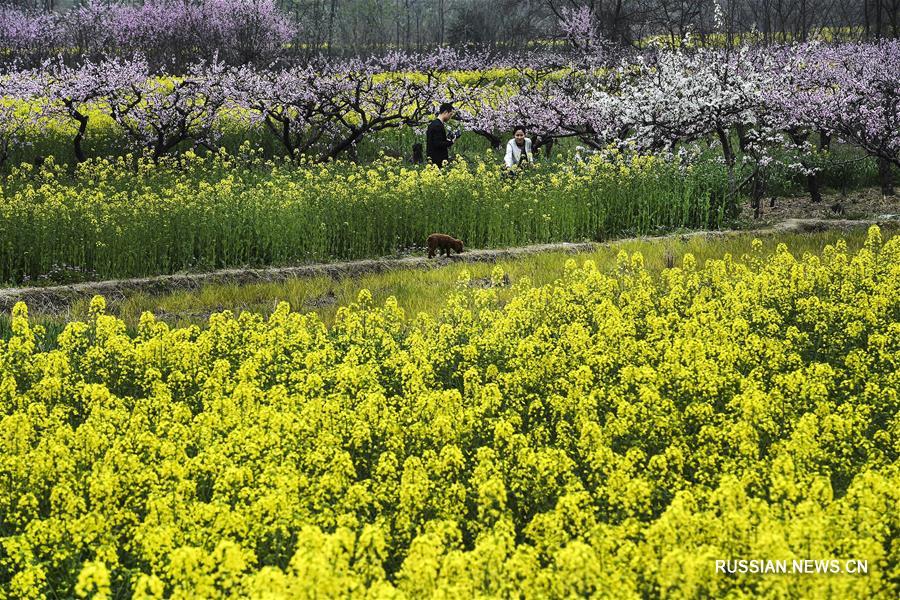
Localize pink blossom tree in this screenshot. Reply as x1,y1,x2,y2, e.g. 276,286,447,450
0,68,47,168
104,57,230,160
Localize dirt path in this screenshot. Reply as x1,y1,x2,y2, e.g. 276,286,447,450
735,186,900,225
2,216,897,316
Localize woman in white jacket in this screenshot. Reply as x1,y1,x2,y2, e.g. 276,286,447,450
504,126,534,169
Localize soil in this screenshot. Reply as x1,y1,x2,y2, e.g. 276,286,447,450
2,188,898,317
469,274,512,289
303,290,338,309
736,187,900,226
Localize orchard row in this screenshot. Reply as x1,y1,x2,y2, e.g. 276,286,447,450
1,41,897,197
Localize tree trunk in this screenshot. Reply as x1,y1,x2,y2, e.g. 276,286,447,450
72,111,89,163
807,173,822,203
327,128,366,160
328,0,337,55
716,126,738,216
405,0,411,50
878,156,895,196
542,138,555,158
751,167,766,219
438,0,445,45
876,0,884,38
472,130,501,150
864,0,870,38
789,130,822,203
735,123,749,152
799,0,808,42
750,173,762,219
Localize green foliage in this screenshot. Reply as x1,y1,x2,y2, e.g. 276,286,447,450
0,149,723,284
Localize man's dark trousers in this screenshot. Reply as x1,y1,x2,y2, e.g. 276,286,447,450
426,118,452,168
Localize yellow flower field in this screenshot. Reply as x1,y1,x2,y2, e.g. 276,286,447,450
1,227,898,598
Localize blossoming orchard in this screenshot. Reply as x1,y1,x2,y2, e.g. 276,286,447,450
0,1,898,598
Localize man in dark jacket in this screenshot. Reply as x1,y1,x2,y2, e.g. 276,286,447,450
426,102,456,168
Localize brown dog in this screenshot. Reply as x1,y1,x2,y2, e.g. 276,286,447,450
427,233,464,258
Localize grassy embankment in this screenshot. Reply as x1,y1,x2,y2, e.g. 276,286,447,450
3,224,895,348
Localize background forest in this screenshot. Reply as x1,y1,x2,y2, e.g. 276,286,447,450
3,0,899,56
